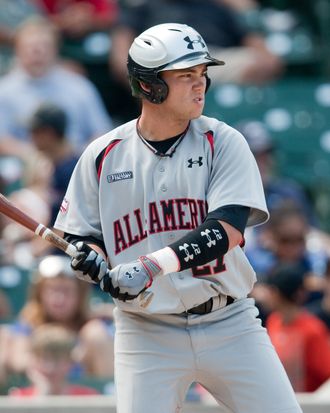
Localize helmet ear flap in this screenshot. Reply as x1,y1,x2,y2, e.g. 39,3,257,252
129,75,169,104
148,80,168,104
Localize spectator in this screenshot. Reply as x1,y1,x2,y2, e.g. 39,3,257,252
266,263,330,392
0,16,112,155
0,150,53,266
236,120,329,293
235,120,316,224
0,0,42,75
218,0,258,12
306,258,330,330
28,102,80,225
36,0,119,40
107,0,284,122
248,203,324,278
247,203,328,324
0,255,115,386
0,105,78,264
8,323,100,396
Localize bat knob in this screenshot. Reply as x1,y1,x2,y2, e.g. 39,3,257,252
138,291,154,308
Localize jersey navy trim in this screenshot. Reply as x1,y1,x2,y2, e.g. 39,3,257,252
206,205,250,235
96,139,122,180
64,233,106,256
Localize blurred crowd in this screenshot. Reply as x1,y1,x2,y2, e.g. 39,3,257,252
0,0,329,401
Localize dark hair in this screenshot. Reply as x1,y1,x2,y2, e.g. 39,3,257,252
29,103,67,137
267,202,307,231
266,263,305,302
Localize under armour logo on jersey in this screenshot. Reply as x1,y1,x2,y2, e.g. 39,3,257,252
188,157,203,168
184,35,205,50
179,243,194,262
125,266,140,279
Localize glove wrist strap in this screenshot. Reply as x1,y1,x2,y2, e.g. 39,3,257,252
138,255,162,287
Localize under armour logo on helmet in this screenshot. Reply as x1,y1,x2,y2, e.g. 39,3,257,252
188,157,203,168
183,35,205,50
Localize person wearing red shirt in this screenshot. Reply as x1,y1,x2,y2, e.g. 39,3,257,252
36,0,119,38
266,264,330,392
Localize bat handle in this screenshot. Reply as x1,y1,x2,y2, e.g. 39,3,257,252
35,224,78,258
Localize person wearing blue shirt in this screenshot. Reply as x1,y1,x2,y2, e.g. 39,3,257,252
0,17,112,155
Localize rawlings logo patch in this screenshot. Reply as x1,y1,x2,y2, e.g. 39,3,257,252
107,171,133,183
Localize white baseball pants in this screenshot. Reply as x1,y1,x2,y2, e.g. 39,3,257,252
113,298,302,413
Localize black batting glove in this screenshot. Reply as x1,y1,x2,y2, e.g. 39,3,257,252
71,242,137,300
71,241,109,284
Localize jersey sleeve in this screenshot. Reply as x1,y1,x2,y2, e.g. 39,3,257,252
54,143,103,240
207,125,269,227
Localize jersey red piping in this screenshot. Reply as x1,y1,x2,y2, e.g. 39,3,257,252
204,130,214,158
97,139,122,180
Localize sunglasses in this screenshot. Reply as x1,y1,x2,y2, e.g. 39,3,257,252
277,235,305,244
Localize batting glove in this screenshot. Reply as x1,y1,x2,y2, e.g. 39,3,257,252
100,256,161,301
71,241,109,284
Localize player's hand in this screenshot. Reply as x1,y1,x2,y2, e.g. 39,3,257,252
71,241,109,284
100,256,161,301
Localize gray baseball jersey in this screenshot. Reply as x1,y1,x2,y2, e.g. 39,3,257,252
55,115,269,314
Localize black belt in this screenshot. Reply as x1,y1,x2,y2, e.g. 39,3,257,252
185,295,235,315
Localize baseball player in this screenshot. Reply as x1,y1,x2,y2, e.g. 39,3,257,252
54,23,302,413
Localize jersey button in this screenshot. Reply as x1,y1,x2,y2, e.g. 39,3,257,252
161,184,167,192
159,166,165,172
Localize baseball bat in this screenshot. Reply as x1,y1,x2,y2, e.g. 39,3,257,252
0,192,154,307
0,193,78,258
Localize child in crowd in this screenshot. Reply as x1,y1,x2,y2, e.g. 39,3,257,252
9,323,99,396
0,255,114,386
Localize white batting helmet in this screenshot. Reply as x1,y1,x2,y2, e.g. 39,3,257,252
127,23,225,104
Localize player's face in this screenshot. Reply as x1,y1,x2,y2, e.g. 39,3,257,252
160,64,207,120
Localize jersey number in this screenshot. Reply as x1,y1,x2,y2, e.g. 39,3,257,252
192,255,226,276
